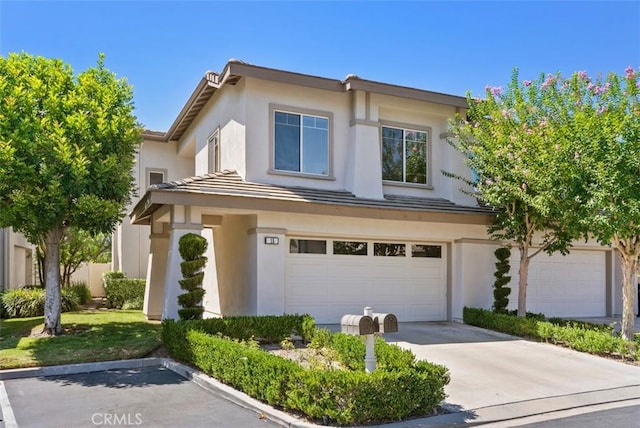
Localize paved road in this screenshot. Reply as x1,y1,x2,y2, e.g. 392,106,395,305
0,367,278,428
518,404,640,428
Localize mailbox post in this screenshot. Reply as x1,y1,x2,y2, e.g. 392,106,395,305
340,306,398,373
363,307,376,373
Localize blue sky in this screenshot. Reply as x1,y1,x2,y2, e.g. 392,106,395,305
1,1,638,131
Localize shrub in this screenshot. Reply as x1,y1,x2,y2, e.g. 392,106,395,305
0,292,6,319
464,307,638,361
163,314,315,345
66,281,92,305
102,271,125,286
0,287,78,318
177,233,208,320
492,247,511,313
104,278,145,309
162,318,450,426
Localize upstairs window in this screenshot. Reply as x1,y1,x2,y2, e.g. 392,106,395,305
381,125,429,185
146,168,167,188
208,129,220,173
274,110,329,175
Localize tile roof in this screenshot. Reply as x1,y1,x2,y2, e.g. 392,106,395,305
131,170,494,224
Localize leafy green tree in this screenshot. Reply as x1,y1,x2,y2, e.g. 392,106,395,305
447,69,581,316
559,67,640,340
0,53,141,334
36,228,111,287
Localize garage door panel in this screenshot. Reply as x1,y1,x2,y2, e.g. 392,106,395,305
286,239,447,324
513,250,606,317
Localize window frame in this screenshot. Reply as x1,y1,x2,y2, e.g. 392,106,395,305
207,128,220,174
380,121,433,188
268,103,334,180
145,167,167,189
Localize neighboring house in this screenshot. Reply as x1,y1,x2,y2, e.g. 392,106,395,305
116,59,633,323
0,227,35,291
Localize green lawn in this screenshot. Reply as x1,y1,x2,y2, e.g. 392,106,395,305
0,309,161,370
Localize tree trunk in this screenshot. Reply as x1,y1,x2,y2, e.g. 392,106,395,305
518,243,530,317
43,228,63,335
618,249,638,341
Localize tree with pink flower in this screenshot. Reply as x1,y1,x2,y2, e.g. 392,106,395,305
448,66,640,341
447,69,591,320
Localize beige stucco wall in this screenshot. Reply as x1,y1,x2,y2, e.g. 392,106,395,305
212,214,256,316
179,80,247,177
114,138,194,279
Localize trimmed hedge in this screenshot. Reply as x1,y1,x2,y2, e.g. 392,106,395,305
463,307,639,361
104,278,145,309
162,316,449,425
1,287,79,318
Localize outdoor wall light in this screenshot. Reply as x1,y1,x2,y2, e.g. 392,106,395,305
264,236,279,245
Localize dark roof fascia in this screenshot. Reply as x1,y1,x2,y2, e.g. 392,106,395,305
344,76,469,108
165,72,220,141
224,61,345,93
141,130,168,142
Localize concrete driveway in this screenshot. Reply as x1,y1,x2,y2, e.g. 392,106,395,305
381,322,640,425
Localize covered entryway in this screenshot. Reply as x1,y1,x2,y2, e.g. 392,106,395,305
521,250,607,317
285,238,447,323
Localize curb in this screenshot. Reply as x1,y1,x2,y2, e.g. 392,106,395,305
0,357,163,380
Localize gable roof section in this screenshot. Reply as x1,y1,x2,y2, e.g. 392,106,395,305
143,60,469,143
130,170,494,226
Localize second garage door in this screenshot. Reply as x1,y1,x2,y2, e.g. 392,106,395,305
285,238,447,324
514,250,607,317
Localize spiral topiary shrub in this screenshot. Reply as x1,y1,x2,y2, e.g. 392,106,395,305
177,233,208,320
492,246,511,313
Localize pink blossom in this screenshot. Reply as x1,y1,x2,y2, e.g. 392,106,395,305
541,74,555,89
574,152,580,159
587,82,594,89
491,86,503,96
485,179,493,185
526,129,533,135
577,70,587,79
539,120,547,127
502,109,510,119
523,80,532,87
625,66,636,78
521,183,527,190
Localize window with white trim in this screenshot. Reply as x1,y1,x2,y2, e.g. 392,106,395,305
381,126,429,184
274,110,329,175
208,129,220,173
147,169,166,187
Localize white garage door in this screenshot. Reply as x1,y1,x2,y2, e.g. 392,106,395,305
286,238,447,324
518,250,606,317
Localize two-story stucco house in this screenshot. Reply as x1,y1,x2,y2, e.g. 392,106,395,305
116,59,632,323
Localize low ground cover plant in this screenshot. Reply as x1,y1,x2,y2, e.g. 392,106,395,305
1,287,79,318
464,307,639,361
162,315,450,425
